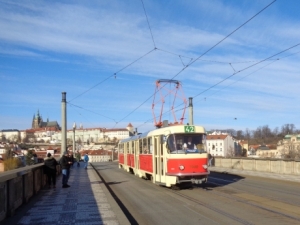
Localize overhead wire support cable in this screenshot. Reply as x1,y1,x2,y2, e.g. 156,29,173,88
170,0,277,81
136,42,300,129
109,0,277,127
187,0,277,67
68,102,117,123
140,0,156,48
183,42,300,106
68,48,156,102
157,47,262,66
196,60,279,104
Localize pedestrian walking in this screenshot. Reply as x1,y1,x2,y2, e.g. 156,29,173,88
76,151,81,167
70,153,74,167
60,151,72,188
83,153,89,169
44,153,58,188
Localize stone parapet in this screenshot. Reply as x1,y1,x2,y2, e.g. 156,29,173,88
214,157,300,175
0,164,61,223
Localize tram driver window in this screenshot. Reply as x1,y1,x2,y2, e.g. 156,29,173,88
183,137,197,150
167,135,176,152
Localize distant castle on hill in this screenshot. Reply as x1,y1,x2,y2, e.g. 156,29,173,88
31,110,60,130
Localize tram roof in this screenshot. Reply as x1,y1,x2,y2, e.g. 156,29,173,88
119,125,206,144
119,131,151,143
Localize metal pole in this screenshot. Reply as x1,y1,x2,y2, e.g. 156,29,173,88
188,97,193,125
61,92,67,157
73,122,76,156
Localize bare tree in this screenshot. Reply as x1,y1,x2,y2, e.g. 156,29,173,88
244,128,251,140
281,124,296,135
4,144,13,159
236,130,244,140
226,146,235,157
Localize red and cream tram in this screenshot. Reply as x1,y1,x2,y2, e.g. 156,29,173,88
118,124,209,188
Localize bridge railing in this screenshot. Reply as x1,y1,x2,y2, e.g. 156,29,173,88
214,157,300,175
0,163,61,223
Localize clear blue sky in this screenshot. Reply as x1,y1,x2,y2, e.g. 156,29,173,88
1,0,300,133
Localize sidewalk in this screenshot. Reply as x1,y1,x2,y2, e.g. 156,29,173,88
209,166,300,183
2,162,130,225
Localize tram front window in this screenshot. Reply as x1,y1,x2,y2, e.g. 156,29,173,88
167,134,206,154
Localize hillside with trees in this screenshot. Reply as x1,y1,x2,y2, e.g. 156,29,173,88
216,123,298,145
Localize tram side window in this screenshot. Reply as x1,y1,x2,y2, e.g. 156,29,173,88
139,139,142,154
119,143,124,153
131,141,134,154
143,138,149,154
134,141,140,153
148,137,153,153
126,142,129,153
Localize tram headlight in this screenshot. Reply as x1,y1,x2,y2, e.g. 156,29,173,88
202,165,208,169
179,165,185,170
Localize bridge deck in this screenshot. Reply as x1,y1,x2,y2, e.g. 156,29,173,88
2,162,299,225
2,162,129,225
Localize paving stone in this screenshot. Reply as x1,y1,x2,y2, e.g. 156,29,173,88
14,164,120,225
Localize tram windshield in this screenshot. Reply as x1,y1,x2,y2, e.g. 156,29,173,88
167,134,206,154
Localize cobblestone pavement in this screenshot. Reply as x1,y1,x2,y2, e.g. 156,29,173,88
209,166,300,183
12,163,129,225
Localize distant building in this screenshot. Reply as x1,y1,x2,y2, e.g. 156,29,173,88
2,110,134,145
276,134,300,159
206,133,242,157
31,110,60,130
0,129,20,142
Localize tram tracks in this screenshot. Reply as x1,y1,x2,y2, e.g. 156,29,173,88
169,189,255,225
93,163,300,225
208,176,300,215
168,184,300,224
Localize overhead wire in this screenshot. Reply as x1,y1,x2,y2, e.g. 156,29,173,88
68,48,156,103
193,42,300,99
68,103,104,128
75,44,300,131
68,102,117,123
171,43,300,115
140,0,156,48
114,0,277,126
136,42,300,129
67,0,278,130
194,49,300,104
170,0,277,80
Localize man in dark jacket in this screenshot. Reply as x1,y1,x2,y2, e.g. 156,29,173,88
44,153,58,188
60,151,72,188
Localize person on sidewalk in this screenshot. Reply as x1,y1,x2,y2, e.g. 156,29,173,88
83,153,89,169
60,151,72,188
208,153,213,167
70,153,74,167
44,153,58,188
75,151,81,167
33,152,38,164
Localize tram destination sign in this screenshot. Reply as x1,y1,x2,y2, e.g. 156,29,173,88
184,125,195,133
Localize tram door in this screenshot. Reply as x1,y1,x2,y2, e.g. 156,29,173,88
153,135,165,184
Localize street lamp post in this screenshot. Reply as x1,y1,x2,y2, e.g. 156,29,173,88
73,122,76,156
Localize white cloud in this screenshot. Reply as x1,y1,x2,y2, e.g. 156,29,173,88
1,0,300,132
